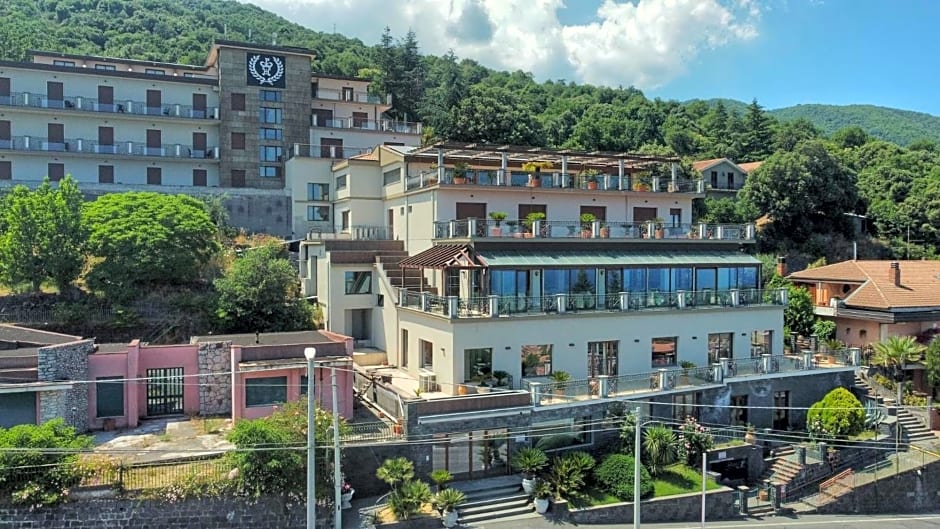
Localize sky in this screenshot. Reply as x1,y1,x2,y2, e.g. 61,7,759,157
244,0,940,115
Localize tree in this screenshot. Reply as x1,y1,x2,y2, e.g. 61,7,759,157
214,243,313,333
766,276,814,336
774,118,820,152
739,98,776,161
831,126,870,149
872,336,926,390
642,424,678,476
377,457,415,492
925,338,940,397
806,387,865,438
449,85,544,145
594,454,653,501
0,177,86,293
83,192,220,299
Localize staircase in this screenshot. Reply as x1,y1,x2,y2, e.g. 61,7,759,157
453,478,535,525
854,374,934,446
376,252,436,293
759,447,801,487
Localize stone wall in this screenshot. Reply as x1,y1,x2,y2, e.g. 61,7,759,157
343,443,433,498
198,341,233,416
0,496,305,529
815,459,940,514
37,339,94,431
562,488,737,524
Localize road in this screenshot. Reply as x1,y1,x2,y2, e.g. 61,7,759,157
476,513,940,529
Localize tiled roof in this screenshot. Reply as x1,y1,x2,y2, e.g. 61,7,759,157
350,149,379,161
738,161,764,174
788,260,940,310
692,158,727,171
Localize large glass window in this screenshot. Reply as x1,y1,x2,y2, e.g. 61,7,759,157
259,90,282,102
673,393,696,420
259,107,282,124
307,206,330,222
652,337,677,367
383,168,401,185
672,267,693,291
624,268,647,292
490,270,527,297
96,376,124,418
260,166,279,178
648,268,670,291
717,267,738,290
260,145,283,162
521,344,552,376
464,348,493,382
245,376,287,407
259,127,282,140
588,340,618,376
696,268,717,290
345,271,372,294
420,339,433,368
708,332,734,364
531,417,590,451
739,267,759,289
306,183,329,201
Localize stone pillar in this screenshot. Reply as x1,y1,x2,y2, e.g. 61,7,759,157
761,353,772,374
737,486,749,514
677,290,687,309
532,219,543,238
796,445,807,465
197,341,233,416
530,382,543,407
719,357,730,378
467,218,477,238
619,291,630,312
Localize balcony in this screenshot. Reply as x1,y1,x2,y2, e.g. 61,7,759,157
0,92,219,120
311,115,422,135
312,87,386,105
289,143,374,160
2,136,219,160
399,287,787,319
406,168,706,193
305,225,390,241
434,219,755,242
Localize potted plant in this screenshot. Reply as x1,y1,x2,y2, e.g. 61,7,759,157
599,222,610,238
452,162,469,185
488,211,508,236
429,469,453,492
511,447,548,494
524,211,546,238
744,424,757,444
522,161,553,188
580,213,596,238
492,370,510,388
532,480,552,514
341,481,355,509
433,487,466,527
550,370,571,396
652,217,665,239
679,360,695,385
506,219,522,238
580,168,601,190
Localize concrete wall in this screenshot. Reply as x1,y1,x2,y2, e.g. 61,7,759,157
562,487,737,523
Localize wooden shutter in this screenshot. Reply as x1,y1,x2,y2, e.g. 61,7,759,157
146,129,161,148
146,89,161,109
231,132,245,150
455,203,487,220
47,81,63,101
98,126,113,146
48,123,64,143
0,161,10,180
146,167,161,185
192,169,207,187
0,78,9,97
192,93,206,110
48,163,64,181
98,165,114,184
632,207,657,222
98,85,113,105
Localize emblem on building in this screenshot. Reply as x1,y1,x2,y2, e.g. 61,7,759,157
246,54,286,88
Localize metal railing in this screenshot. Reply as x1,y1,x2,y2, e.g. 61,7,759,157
0,92,219,119
312,87,385,104
2,136,219,159
289,143,373,160
311,115,422,134
305,225,389,241
433,218,756,241
406,168,707,194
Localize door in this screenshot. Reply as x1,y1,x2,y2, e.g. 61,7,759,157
456,202,487,237
0,120,11,148
432,429,511,480
388,209,395,240
46,81,63,108
633,207,657,223
312,109,333,127
350,309,370,342
146,89,162,115
146,129,161,156
773,391,789,430
192,93,207,118
352,111,368,128
0,392,36,428
321,138,343,158
580,205,606,221
192,132,207,157
98,126,114,154
146,367,184,416
97,85,114,111
47,123,64,151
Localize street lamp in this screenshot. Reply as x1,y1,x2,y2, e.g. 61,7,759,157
305,347,317,529
633,406,642,528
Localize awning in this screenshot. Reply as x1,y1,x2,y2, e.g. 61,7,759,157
476,250,762,267
399,244,485,269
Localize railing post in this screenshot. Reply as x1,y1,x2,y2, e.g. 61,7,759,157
496,168,505,186
619,291,630,312
175,144,182,157
603,174,610,190
715,225,725,239
597,375,610,398
761,353,772,374
803,351,814,370
697,180,706,193
699,223,708,239
533,219,543,238
796,445,807,465
677,290,687,309
488,295,499,317
468,218,477,238
712,363,724,383
730,288,740,307
592,220,600,238
780,288,788,305
76,138,83,152
24,136,30,150
420,292,430,312
745,223,755,240
530,382,543,407
447,296,458,319
719,357,730,379
659,369,670,390
556,293,567,313
449,220,456,239
174,103,181,117
76,96,83,109
294,143,301,157
652,177,661,192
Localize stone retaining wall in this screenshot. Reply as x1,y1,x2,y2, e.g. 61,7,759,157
198,341,233,416
562,487,737,524
37,339,94,430
815,459,940,514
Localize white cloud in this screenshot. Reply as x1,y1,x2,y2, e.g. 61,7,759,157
245,0,760,89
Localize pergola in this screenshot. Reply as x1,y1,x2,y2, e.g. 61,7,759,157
398,244,487,296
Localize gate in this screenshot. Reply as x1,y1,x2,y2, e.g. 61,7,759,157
146,367,184,416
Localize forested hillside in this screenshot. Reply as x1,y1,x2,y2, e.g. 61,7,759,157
771,104,940,147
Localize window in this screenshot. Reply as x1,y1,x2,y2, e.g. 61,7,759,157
490,270,528,298
259,107,282,124
352,111,368,128
0,161,11,180
708,333,733,364
259,127,282,140
96,376,124,418
310,82,319,98
300,375,309,396
588,341,618,376
259,145,283,162
183,72,195,78
0,120,10,149
383,168,400,186
727,172,734,189
669,207,682,227
342,87,354,101
245,376,287,407
464,348,493,382
307,205,330,222
341,210,350,230
321,138,343,158
53,60,75,67
710,170,718,188
420,339,433,368
673,393,696,420
95,64,116,71
259,90,282,102
48,163,64,182
400,329,409,368
730,395,748,426
147,167,162,185
336,174,347,190
521,344,552,376
231,132,246,150
98,165,114,184
260,166,279,178
652,337,677,367
145,68,165,75
345,271,372,294
231,169,246,187
306,183,329,201
192,169,207,187
231,93,246,111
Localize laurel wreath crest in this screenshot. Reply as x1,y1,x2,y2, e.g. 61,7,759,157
248,55,285,86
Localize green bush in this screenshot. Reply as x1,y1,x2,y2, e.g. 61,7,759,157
807,387,865,438
0,419,93,505
546,452,596,499
388,479,431,520
594,454,653,501
642,424,678,476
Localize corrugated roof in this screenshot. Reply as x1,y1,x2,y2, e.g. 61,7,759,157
477,250,761,267
789,260,940,310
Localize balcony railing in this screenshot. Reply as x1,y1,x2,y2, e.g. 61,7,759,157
289,144,374,160
518,349,860,407
433,219,756,241
399,288,787,319
305,225,389,241
2,136,219,159
0,92,219,120
406,168,706,194
311,115,422,134
312,87,386,105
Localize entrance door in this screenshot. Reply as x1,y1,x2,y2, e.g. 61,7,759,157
773,391,789,430
388,209,395,240
146,367,184,416
349,309,371,343
432,429,511,480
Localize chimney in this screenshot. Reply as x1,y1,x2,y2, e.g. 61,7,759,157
776,256,787,277
890,261,900,286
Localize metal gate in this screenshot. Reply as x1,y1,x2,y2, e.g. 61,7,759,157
146,367,184,416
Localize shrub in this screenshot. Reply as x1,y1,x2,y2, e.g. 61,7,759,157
388,479,431,520
546,452,596,499
428,469,452,491
0,419,93,506
676,417,714,466
511,447,548,478
594,454,653,501
807,387,865,438
642,424,678,476
377,457,415,492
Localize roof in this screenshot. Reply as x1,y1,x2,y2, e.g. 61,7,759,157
692,158,751,174
476,250,761,268
407,142,678,172
311,72,372,83
190,330,339,346
788,260,940,310
0,325,80,347
399,245,485,269
738,161,764,173
350,149,380,161
205,39,316,66
29,49,208,70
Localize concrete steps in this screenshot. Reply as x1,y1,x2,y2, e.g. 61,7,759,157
453,481,537,525
760,455,803,486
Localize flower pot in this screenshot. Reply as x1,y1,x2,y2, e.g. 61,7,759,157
599,227,610,238
489,226,502,237
457,384,469,396
442,509,459,528
581,230,592,239
527,176,541,188
534,497,550,514
587,181,598,190
341,489,355,509
392,423,403,435
744,430,757,444
453,176,467,185
522,477,537,494
524,232,534,238
655,228,664,239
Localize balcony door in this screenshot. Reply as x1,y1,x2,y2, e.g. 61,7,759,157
312,109,333,127
632,207,657,223
97,85,114,112
320,138,343,158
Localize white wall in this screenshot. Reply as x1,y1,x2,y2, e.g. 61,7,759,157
2,110,218,146
1,154,219,187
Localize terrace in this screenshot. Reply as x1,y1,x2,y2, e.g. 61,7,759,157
433,219,756,241
0,92,219,120
405,167,705,194
1,136,219,160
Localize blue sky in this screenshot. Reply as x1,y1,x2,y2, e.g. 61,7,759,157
249,0,940,115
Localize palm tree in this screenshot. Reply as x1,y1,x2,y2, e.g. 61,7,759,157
642,424,678,476
873,336,926,402
377,457,415,492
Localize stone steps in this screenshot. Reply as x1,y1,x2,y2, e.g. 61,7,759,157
454,483,536,525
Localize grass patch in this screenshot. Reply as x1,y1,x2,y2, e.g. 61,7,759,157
848,430,877,441
569,486,623,507
652,464,721,498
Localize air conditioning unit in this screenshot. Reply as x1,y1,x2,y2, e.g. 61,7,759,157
418,370,438,393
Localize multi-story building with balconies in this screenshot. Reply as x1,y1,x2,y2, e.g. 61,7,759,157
0,41,421,236
296,143,858,480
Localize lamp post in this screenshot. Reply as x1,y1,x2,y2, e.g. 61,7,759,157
305,347,317,529
331,364,342,529
634,406,641,529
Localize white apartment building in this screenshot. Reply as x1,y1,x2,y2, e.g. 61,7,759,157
0,41,421,236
